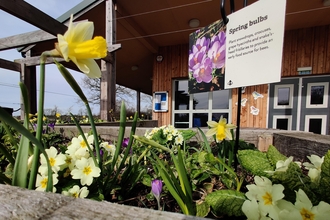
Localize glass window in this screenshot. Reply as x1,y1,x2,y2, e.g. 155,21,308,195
174,81,189,110
310,86,324,105
277,87,290,105
193,93,208,110
213,90,230,109
193,113,208,127
173,80,231,128
174,113,189,128
276,118,288,130
309,118,322,134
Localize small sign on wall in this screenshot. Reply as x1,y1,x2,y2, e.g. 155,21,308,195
153,91,168,112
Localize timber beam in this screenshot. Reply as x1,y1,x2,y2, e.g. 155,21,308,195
0,58,21,72
0,0,67,36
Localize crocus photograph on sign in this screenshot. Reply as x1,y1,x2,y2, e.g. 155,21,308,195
188,19,226,94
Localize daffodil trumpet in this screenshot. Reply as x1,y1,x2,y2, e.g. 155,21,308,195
50,14,107,78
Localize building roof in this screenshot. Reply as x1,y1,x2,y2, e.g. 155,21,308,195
1,0,330,95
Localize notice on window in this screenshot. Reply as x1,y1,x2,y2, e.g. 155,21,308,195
224,0,286,89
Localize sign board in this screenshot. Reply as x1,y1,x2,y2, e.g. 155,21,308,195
188,19,226,94
225,0,286,89
153,91,168,112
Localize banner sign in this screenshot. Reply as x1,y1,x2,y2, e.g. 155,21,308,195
225,0,286,89
188,19,226,94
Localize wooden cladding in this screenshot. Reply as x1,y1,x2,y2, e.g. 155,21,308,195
152,25,330,128
282,25,330,76
231,85,268,128
152,44,189,126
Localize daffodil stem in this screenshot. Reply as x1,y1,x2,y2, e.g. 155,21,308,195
29,54,53,191
137,147,150,163
85,103,101,167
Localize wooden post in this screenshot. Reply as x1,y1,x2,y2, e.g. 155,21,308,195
137,90,141,117
100,0,116,121
20,62,37,119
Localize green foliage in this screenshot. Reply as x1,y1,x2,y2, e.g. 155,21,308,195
237,149,274,178
205,189,245,217
179,129,196,141
196,200,210,217
319,150,330,203
186,151,238,190
266,145,287,166
272,162,318,204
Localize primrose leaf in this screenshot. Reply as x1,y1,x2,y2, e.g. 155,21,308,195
238,150,274,178
205,189,245,217
179,129,196,141
196,200,210,217
266,145,287,166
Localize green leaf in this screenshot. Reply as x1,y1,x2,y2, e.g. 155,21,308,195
179,129,196,141
205,189,245,217
272,162,317,204
197,127,212,153
266,145,287,166
196,200,210,217
238,149,274,178
320,150,330,203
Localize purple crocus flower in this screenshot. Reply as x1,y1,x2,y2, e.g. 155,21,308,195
122,137,129,147
48,122,55,130
208,31,226,69
151,179,163,199
193,56,213,83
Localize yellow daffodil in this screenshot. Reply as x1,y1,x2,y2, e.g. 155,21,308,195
52,14,107,78
56,112,61,118
205,116,236,142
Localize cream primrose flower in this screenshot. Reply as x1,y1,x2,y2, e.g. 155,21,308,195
295,188,330,220
71,157,101,186
265,156,293,175
35,173,58,192
245,176,284,220
205,116,237,142
51,14,107,78
62,185,89,198
175,135,184,145
66,133,94,160
38,146,66,175
303,155,324,183
242,199,272,220
100,141,116,156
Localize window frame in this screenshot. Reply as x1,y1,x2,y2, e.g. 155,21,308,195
172,79,232,128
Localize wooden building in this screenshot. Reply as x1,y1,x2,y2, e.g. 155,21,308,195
1,0,330,135
153,25,330,135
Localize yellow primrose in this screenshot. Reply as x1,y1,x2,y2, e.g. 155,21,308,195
52,14,107,78
205,116,236,142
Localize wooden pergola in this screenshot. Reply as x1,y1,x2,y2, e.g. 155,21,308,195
0,0,120,121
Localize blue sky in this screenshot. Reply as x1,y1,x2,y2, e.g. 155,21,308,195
0,0,102,116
